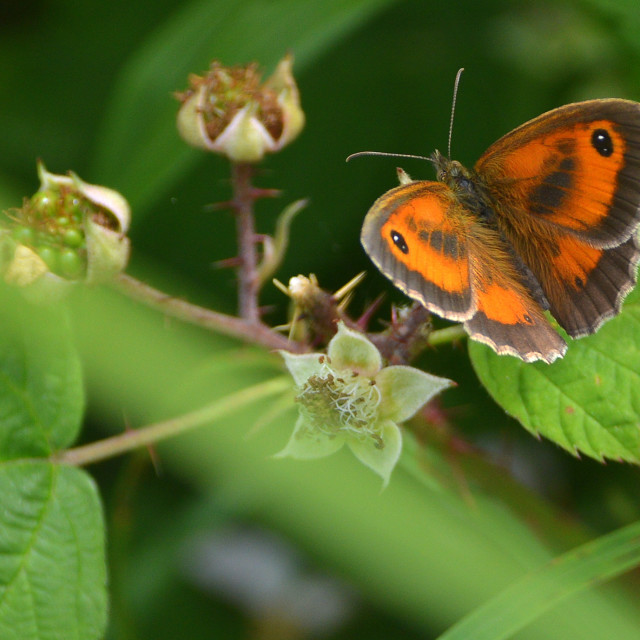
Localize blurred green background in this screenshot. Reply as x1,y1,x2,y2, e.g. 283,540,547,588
2,0,640,638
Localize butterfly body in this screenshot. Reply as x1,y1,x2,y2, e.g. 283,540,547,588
361,99,640,363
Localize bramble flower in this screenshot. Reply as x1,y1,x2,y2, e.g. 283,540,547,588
0,162,130,301
278,322,453,485
176,54,304,163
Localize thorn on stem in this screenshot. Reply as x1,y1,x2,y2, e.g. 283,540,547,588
357,294,385,329
212,256,243,269
249,187,281,200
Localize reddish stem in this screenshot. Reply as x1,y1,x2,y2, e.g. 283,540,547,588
231,162,261,322
114,273,305,353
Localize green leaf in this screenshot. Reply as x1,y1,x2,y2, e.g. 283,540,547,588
469,287,640,462
0,462,107,640
436,519,640,640
0,303,84,459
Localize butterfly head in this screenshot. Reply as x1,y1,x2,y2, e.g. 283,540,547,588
431,150,470,187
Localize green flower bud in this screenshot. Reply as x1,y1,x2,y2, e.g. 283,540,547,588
176,54,305,163
0,162,131,299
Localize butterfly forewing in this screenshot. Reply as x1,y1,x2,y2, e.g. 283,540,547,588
477,99,640,247
361,181,475,321
477,99,640,338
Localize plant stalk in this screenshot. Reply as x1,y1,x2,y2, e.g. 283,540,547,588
55,376,291,467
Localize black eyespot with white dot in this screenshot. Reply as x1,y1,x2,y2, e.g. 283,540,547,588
390,230,409,254
591,128,613,157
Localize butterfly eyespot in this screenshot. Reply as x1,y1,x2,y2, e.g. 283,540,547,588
523,314,533,324
390,230,409,254
575,275,584,289
591,128,614,157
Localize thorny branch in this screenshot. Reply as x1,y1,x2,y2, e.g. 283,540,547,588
115,161,463,364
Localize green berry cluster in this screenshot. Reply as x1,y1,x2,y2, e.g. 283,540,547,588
5,186,91,280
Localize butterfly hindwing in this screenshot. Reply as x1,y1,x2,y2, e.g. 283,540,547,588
539,233,639,337
463,228,567,363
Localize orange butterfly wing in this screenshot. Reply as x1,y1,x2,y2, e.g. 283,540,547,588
361,181,474,321
361,178,567,362
476,99,640,338
361,99,640,362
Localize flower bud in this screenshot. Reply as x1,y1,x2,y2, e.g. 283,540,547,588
176,55,305,163
0,162,131,299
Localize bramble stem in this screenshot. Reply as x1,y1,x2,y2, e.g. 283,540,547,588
428,324,467,347
114,272,464,361
232,162,261,322
54,377,291,467
113,273,305,353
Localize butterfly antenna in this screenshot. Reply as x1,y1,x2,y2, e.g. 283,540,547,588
448,67,464,158
346,151,433,163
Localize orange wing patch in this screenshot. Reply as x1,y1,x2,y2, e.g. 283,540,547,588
551,234,602,290
361,182,476,320
496,123,626,237
478,102,640,247
464,240,567,363
474,281,536,326
379,201,468,295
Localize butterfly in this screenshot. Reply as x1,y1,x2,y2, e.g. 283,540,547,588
360,99,640,363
